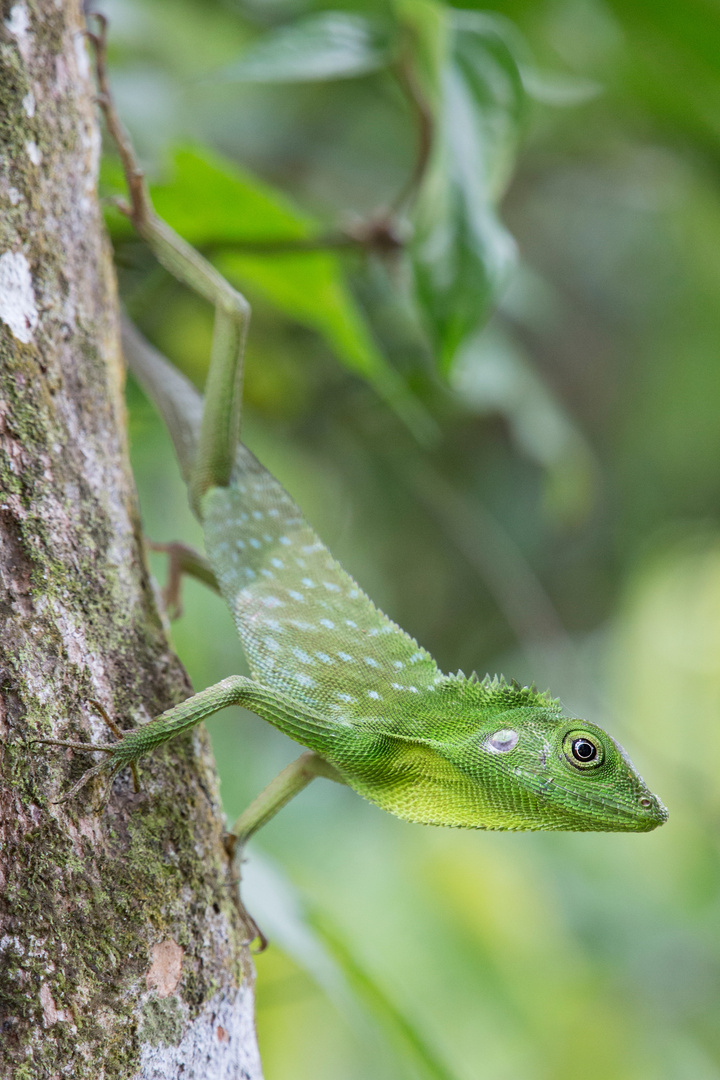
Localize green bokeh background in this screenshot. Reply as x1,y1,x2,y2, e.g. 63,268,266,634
106,0,720,1076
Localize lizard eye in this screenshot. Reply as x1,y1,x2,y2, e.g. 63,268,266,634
562,731,603,770
487,729,519,753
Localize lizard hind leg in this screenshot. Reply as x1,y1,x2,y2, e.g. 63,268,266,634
221,752,344,952
88,17,250,513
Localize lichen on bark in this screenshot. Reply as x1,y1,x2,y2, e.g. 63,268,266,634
0,2,261,1076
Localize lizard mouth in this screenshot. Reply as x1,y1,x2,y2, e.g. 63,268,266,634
521,769,668,830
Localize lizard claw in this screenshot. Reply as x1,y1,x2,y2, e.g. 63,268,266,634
222,831,269,952
33,698,140,805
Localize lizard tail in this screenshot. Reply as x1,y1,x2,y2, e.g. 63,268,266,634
121,314,202,486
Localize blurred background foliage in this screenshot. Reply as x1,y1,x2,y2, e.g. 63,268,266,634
101,0,720,1076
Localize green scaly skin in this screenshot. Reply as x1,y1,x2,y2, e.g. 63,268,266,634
45,53,668,838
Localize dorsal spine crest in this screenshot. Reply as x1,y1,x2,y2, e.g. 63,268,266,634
439,671,559,711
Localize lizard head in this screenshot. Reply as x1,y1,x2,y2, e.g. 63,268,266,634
445,706,669,831
352,676,668,832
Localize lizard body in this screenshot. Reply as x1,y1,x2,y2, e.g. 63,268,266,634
43,29,667,848
119,323,666,835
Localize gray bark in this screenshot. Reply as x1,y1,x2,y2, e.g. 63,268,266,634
0,2,262,1076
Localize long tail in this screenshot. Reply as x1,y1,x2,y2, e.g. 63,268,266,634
121,315,202,485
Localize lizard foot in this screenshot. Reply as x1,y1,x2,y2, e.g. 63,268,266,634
147,539,221,620
33,699,140,805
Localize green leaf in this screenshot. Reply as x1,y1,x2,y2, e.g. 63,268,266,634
147,148,432,440
217,12,393,84
150,147,313,245
411,12,527,373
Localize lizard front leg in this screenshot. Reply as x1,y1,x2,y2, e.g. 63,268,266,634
39,677,343,803
223,751,345,950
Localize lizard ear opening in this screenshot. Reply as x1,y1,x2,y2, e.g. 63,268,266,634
486,729,519,753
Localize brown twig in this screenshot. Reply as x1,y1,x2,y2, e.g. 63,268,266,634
86,12,152,228
87,14,414,266
389,50,435,215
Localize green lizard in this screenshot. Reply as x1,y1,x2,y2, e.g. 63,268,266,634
43,24,667,870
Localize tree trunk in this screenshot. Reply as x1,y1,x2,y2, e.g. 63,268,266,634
0,2,262,1076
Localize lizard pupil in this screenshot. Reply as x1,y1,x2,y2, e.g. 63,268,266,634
572,738,597,763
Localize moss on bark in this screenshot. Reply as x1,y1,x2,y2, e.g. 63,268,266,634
0,3,260,1076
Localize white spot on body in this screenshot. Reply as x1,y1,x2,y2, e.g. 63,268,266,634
294,672,316,688
315,652,334,664
25,141,41,166
270,558,284,569
249,538,261,549
301,578,315,588
7,188,20,205
367,690,381,700
260,569,274,579
345,620,357,629
279,536,291,545
263,637,280,652
364,657,379,668
22,91,34,117
320,619,335,629
262,596,283,609
323,582,341,593
337,693,356,703
393,661,404,670
292,648,313,664
288,590,305,602
0,251,38,344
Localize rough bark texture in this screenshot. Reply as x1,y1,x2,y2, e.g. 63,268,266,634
0,2,262,1077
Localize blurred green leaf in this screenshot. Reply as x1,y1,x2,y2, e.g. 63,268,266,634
148,148,432,439
217,11,394,83
310,910,458,1080
244,854,457,1079
411,12,526,373
452,324,595,525
150,147,314,244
